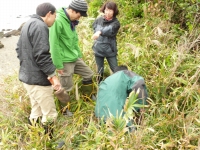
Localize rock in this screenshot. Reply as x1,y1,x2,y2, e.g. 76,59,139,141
0,41,4,49
0,32,3,38
3,22,25,38
3,30,20,37
17,22,25,31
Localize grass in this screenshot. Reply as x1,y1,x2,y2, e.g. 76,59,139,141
0,2,200,149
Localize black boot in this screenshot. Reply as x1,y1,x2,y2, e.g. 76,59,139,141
81,80,96,100
57,140,65,149
96,72,103,84
62,108,73,117
42,122,54,139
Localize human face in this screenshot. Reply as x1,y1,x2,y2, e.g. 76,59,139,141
104,7,114,20
46,12,56,27
70,10,81,21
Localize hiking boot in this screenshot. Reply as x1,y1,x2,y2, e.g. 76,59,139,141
81,80,96,99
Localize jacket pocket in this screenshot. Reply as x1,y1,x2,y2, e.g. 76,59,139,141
94,41,112,53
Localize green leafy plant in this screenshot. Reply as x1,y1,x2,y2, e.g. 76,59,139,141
0,0,199,149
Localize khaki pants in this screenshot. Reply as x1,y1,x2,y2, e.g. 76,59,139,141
59,58,94,91
23,83,58,123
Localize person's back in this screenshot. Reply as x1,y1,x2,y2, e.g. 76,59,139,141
95,66,148,122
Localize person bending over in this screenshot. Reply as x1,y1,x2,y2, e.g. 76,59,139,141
95,65,148,127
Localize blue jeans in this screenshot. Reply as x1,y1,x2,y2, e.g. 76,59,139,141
95,56,118,83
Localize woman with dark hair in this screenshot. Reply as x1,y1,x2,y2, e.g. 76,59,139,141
92,1,120,84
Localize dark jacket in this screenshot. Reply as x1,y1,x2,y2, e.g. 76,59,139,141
16,14,56,86
95,70,148,121
92,16,120,57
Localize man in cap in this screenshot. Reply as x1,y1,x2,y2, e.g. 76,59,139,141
49,0,95,117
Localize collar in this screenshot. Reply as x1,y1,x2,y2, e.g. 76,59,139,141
104,15,113,21
63,8,79,31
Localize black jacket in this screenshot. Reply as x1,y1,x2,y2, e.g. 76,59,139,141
92,16,120,57
16,14,55,86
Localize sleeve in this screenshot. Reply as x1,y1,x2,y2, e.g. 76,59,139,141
131,79,148,102
92,19,98,33
30,23,56,76
128,77,148,107
15,41,20,59
16,34,23,60
75,32,82,58
92,17,103,33
101,20,120,37
78,48,82,58
49,20,64,69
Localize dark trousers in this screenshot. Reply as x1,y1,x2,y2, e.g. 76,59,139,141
95,56,118,83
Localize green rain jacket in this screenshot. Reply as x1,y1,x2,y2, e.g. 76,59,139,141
95,70,148,120
49,8,82,69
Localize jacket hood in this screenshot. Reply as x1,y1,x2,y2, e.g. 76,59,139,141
56,7,70,23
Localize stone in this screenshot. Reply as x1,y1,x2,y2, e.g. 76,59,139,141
2,22,25,38
17,22,25,31
0,32,3,38
3,30,20,37
0,41,4,49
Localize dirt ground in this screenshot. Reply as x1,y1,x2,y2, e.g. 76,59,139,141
0,36,19,80
0,36,19,115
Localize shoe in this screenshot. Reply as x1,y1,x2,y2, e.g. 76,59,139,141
91,94,97,101
62,109,73,117
128,126,137,132
43,122,54,139
56,140,65,149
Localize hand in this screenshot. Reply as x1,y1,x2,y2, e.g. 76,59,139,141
48,76,62,91
57,69,64,75
92,31,101,40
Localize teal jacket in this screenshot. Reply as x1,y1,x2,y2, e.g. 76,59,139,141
49,8,82,69
95,70,148,121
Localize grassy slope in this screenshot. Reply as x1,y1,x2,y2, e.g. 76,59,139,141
0,0,199,149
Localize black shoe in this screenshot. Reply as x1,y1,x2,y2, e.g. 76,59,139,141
62,109,73,117
43,122,54,139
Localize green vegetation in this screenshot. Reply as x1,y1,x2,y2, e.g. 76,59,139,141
1,0,199,149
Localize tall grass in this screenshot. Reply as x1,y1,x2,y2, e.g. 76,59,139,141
0,0,199,149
